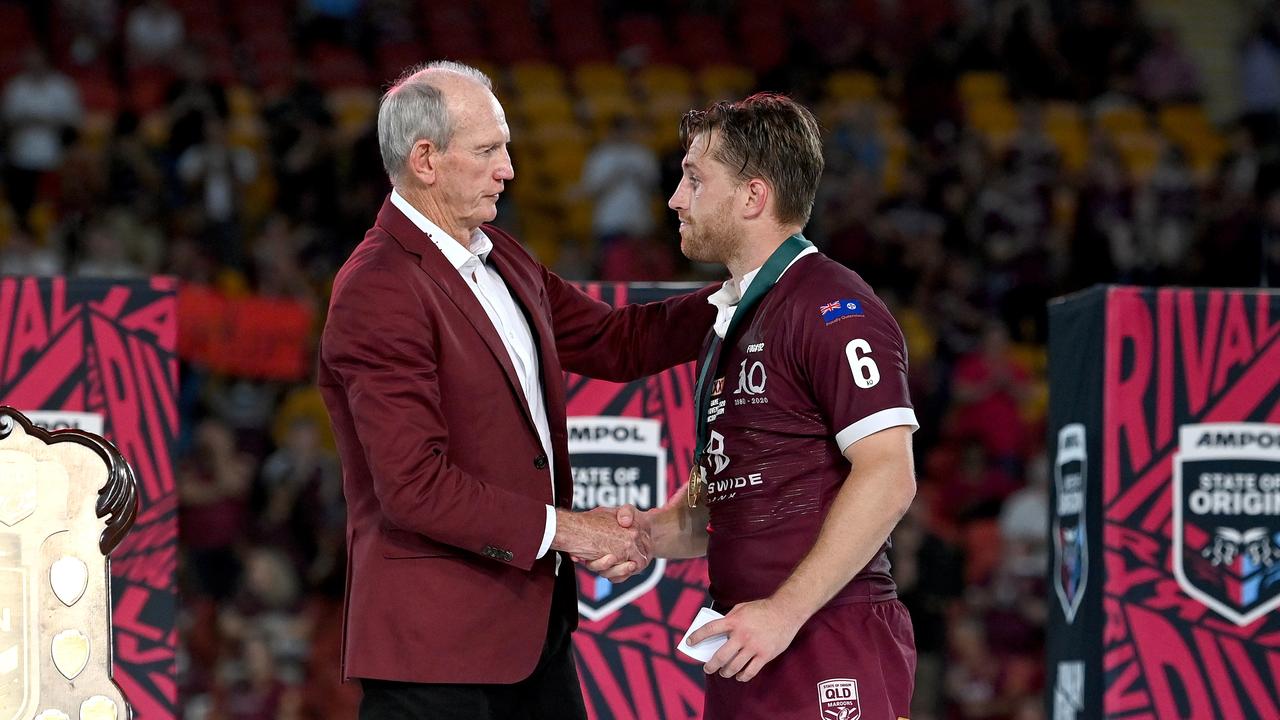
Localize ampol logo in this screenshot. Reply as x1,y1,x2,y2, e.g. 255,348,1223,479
1173,423,1280,626
817,678,859,720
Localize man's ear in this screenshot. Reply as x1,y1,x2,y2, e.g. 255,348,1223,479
407,138,439,185
741,178,770,220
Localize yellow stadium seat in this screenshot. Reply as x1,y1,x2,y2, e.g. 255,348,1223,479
638,64,694,97
958,72,1008,104
1043,101,1084,134
327,88,378,137
1113,131,1164,184
510,62,567,95
526,120,590,153
698,64,754,101
1095,105,1148,136
581,93,639,132
826,70,880,101
574,63,629,96
227,85,259,119
518,91,576,125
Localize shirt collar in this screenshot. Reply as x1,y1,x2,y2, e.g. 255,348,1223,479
390,189,493,269
707,245,818,338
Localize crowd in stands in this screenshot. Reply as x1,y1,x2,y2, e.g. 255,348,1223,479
3,0,1280,718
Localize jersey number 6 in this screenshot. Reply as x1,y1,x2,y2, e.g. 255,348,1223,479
845,339,880,389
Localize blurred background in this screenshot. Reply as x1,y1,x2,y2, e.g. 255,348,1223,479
2,0,1278,717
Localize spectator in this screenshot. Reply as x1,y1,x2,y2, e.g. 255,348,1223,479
1136,24,1202,105
1,48,83,230
126,0,185,67
571,116,662,264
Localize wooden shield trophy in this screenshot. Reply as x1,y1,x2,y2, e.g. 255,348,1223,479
0,407,138,720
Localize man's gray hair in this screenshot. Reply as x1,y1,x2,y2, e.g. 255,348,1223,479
377,61,493,186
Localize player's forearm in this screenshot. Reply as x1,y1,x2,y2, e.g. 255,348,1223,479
647,484,710,558
771,463,916,622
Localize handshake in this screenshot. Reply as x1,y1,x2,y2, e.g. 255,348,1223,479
552,505,650,582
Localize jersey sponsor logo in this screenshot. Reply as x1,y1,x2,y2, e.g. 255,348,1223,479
819,298,865,325
1173,422,1280,626
746,342,765,353
817,678,860,720
705,430,730,474
568,417,668,621
1053,424,1088,624
707,398,726,423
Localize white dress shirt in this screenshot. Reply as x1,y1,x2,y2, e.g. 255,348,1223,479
391,191,558,560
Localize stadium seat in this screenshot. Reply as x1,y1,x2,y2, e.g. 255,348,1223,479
510,62,567,96
615,14,674,64
574,63,629,97
637,65,694,99
698,65,755,101
1095,104,1148,137
958,71,1008,104
826,71,881,102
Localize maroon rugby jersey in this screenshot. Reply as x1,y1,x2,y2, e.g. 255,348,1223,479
700,250,918,608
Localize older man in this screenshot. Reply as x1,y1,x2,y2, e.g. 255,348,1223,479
317,61,713,719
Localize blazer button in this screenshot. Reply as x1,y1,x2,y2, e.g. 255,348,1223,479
533,454,548,470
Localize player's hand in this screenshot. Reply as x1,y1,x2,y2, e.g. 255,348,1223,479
577,505,648,581
687,597,806,682
574,505,650,582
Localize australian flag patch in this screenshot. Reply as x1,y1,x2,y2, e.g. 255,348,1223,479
819,298,864,325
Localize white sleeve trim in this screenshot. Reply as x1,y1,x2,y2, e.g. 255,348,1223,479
835,407,919,452
537,504,556,559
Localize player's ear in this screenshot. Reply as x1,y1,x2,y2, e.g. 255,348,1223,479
741,178,769,220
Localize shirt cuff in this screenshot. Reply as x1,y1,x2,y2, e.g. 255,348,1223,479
835,407,919,452
536,504,556,559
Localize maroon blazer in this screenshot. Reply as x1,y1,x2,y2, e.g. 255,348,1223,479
318,198,714,684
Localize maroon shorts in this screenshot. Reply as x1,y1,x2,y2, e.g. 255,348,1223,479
703,599,915,720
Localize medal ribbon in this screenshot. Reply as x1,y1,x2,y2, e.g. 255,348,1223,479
689,234,812,504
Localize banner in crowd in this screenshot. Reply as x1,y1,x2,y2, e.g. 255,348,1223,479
1047,286,1280,720
0,277,178,720
177,285,313,381
567,283,710,720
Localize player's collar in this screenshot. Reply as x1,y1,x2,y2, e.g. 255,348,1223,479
707,246,818,338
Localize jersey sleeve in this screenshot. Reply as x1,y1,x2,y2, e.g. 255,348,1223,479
795,291,918,452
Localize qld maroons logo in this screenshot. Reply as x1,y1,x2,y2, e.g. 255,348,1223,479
1173,423,1280,626
817,678,859,720
567,417,668,621
1053,424,1088,623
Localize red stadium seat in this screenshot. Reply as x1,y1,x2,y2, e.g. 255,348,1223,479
310,44,373,91
615,14,674,65
676,15,735,68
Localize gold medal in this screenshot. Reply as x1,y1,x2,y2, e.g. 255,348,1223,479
687,464,705,507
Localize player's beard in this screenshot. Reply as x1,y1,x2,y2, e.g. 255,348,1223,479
679,196,738,266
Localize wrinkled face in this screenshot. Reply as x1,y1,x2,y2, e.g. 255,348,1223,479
668,131,740,265
433,84,514,232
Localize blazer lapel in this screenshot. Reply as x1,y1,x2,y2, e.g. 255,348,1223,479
375,199,537,430
488,242,574,503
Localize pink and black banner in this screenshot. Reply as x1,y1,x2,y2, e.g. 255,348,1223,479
566,283,710,720
0,277,178,720
1047,286,1280,719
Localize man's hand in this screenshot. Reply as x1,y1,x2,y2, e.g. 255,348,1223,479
553,506,652,576
685,597,807,682
577,505,650,582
